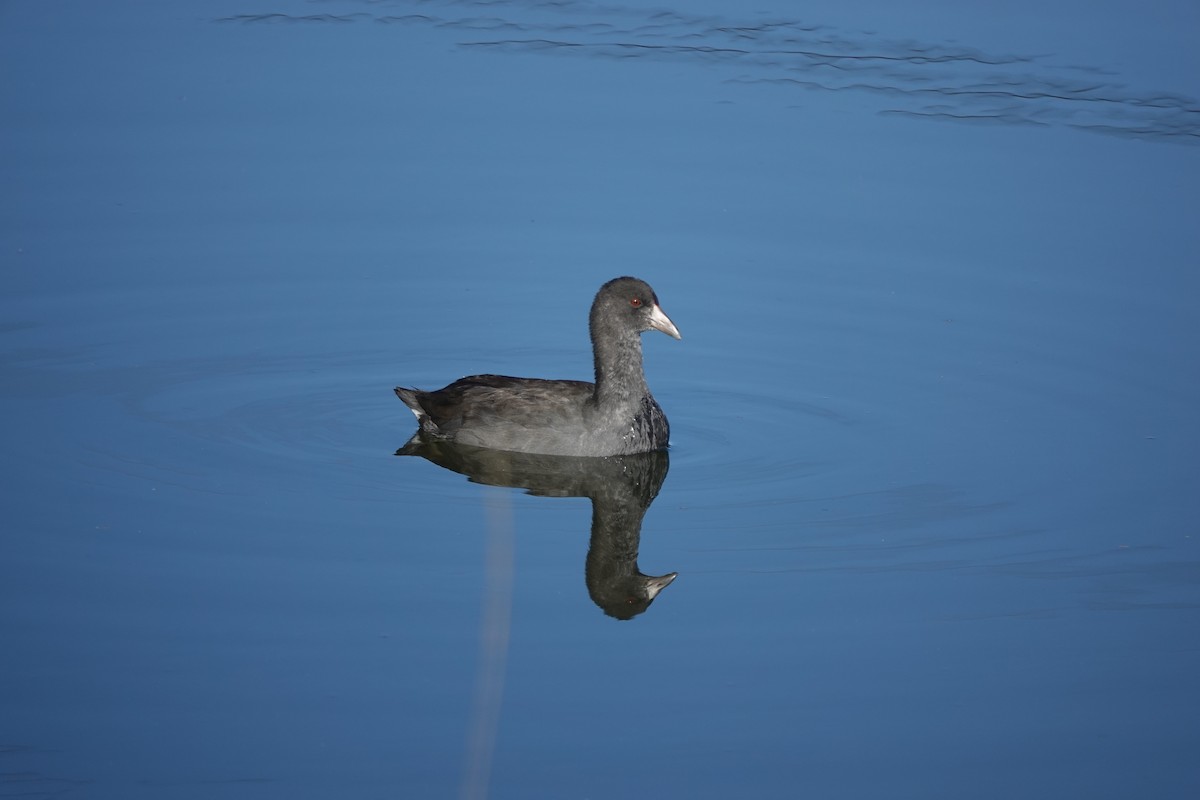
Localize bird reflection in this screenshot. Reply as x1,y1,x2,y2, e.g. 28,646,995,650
397,438,676,619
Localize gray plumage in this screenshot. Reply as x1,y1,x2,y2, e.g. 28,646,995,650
395,276,681,457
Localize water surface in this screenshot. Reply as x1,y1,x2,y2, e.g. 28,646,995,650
2,1,1198,798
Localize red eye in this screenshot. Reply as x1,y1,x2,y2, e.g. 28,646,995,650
630,297,642,307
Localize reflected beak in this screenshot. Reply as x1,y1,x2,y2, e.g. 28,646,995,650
648,303,682,340
643,572,678,601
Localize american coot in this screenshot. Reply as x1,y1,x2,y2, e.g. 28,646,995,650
395,276,681,457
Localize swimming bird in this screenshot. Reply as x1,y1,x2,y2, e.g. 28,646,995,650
395,276,680,457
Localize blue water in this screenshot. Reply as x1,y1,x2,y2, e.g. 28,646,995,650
3,1,1199,798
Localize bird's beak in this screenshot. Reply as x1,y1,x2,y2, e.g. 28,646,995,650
643,572,678,600
648,304,682,340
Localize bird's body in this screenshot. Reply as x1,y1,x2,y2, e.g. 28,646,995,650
395,277,680,457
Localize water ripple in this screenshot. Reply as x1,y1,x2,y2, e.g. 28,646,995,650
215,0,1200,144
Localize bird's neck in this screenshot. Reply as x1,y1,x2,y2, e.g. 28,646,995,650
591,320,648,408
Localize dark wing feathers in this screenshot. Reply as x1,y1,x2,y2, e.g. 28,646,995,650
395,374,594,438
